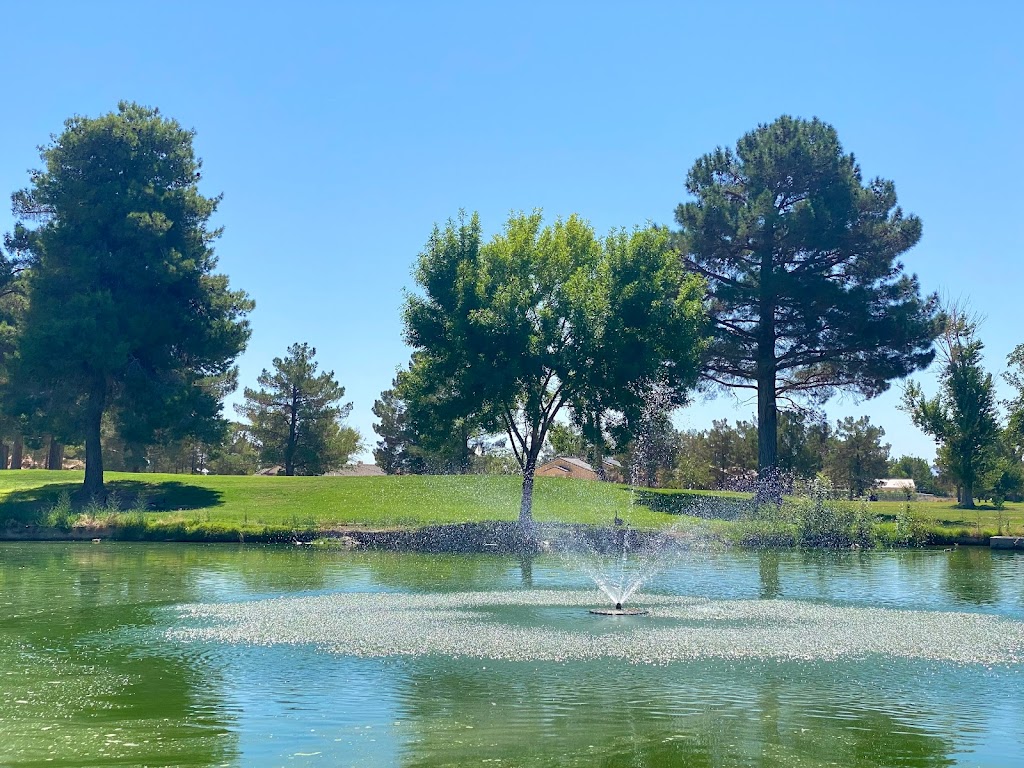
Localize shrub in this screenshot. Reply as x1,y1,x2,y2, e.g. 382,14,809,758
113,511,148,540
793,479,856,549
892,493,929,547
736,519,797,548
851,500,877,549
45,491,75,531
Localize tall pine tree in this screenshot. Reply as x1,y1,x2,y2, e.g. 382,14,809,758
10,103,252,496
676,116,939,491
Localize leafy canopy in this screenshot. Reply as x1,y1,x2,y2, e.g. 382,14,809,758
403,210,708,524
902,308,1000,508
823,416,890,499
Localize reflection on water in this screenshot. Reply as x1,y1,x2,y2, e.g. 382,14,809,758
759,550,781,599
1,543,1022,767
0,544,237,767
393,658,972,767
944,547,1001,605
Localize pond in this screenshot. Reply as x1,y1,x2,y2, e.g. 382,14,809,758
1,542,1022,767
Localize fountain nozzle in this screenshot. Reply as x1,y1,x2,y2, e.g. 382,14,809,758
615,602,622,611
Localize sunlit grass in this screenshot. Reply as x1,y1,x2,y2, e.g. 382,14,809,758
2,470,1022,540
0,470,678,529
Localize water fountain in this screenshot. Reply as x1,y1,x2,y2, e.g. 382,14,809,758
566,522,682,616
572,380,695,616
586,525,651,616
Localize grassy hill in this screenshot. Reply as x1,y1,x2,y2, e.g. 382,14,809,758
1,470,1021,543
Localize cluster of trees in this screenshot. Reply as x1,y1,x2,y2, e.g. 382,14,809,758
375,116,958,524
3,104,1019,518
373,386,955,502
0,104,360,495
638,413,948,499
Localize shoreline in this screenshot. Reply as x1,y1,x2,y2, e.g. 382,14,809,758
0,520,993,551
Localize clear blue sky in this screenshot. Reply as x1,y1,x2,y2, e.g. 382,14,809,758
3,1,1022,464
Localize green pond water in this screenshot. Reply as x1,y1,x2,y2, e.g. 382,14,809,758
1,542,1023,767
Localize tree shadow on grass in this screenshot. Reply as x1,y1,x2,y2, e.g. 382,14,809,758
629,489,752,521
876,513,975,528
1,479,223,525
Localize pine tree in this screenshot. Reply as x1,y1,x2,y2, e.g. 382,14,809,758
371,379,425,474
237,343,360,476
10,103,252,495
676,116,939,490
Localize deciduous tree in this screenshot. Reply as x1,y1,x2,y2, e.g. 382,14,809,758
1005,343,1024,459
776,411,830,481
403,211,708,530
902,309,999,508
206,423,261,475
675,116,939,490
10,103,252,496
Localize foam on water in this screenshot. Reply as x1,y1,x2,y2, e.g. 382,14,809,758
168,590,1024,666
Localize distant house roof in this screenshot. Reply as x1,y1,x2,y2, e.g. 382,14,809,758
536,455,626,482
325,462,386,477
548,456,622,471
558,456,596,472
876,478,916,491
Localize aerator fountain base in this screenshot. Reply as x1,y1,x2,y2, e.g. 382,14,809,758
589,602,649,616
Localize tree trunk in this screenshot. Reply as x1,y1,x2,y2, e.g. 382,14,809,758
756,375,780,504
757,383,778,472
10,435,24,470
518,457,536,535
755,247,779,505
84,385,106,500
961,481,974,509
0,442,7,470
47,438,64,470
285,387,298,476
589,413,605,481
759,551,781,599
460,422,470,473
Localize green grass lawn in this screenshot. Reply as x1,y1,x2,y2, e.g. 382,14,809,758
2,470,1022,540
869,498,1024,534
0,470,676,529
